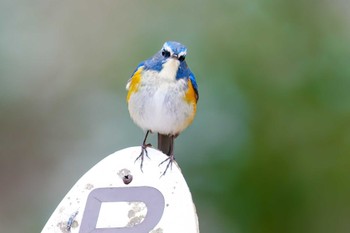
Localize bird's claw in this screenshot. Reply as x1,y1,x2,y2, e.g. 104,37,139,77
135,143,152,172
159,154,175,176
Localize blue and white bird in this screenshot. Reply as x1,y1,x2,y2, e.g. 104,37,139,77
126,41,199,174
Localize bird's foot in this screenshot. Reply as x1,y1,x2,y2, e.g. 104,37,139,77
159,153,175,176
135,143,152,172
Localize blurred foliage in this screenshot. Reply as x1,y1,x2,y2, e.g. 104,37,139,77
1,0,350,232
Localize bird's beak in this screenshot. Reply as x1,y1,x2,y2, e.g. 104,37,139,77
171,54,178,59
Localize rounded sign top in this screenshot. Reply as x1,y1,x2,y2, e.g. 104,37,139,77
42,147,199,233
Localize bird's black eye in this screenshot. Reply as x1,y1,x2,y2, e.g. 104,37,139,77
178,55,185,62
162,49,170,58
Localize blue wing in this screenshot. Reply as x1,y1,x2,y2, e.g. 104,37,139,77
126,61,144,90
131,61,145,78
176,61,199,102
189,72,199,102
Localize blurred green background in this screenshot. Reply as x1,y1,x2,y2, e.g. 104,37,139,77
1,0,350,232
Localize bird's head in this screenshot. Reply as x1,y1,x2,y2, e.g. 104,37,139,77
161,41,187,62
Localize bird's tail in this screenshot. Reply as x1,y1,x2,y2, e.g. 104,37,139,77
157,133,173,156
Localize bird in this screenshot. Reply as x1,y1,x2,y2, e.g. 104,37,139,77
126,41,198,174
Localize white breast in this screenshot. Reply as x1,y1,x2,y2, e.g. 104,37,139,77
128,59,194,135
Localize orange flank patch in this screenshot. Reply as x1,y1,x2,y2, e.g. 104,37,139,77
184,79,197,105
126,67,143,102
184,79,197,125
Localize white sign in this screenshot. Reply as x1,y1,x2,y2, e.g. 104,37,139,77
42,147,199,233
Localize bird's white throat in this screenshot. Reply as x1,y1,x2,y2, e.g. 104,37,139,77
159,58,180,81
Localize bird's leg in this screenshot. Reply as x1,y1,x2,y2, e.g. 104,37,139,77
159,135,175,176
135,130,152,172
